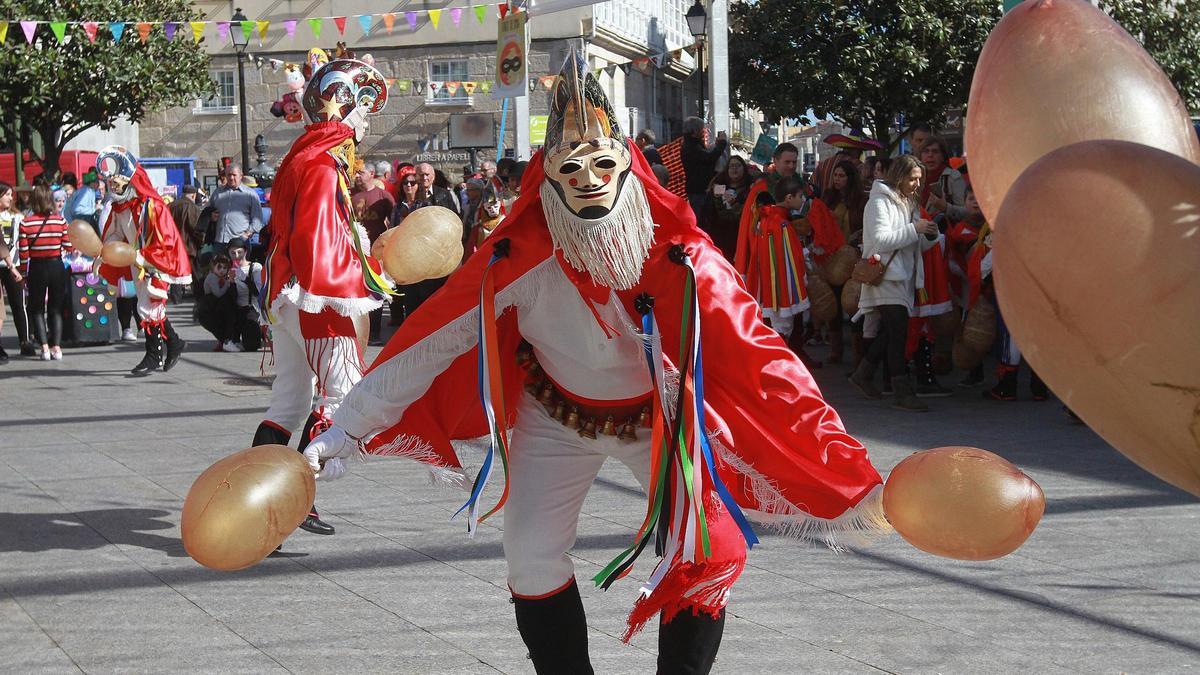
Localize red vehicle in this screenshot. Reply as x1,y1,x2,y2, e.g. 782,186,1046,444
0,150,100,185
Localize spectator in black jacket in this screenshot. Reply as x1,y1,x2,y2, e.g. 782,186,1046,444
635,129,663,166
680,116,728,219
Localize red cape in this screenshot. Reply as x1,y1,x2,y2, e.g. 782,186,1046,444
98,166,191,285
364,147,882,522
265,122,382,314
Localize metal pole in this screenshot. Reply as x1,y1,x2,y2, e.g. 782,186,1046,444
237,53,250,173
698,40,706,122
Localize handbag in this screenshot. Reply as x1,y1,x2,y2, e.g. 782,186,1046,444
851,249,900,286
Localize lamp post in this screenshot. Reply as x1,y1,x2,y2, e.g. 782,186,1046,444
685,0,708,121
249,134,275,186
231,7,251,173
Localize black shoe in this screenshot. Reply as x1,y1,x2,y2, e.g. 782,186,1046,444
252,421,292,447
916,381,954,398
162,320,186,372
984,368,1019,401
298,511,336,535
0,346,8,364
20,343,37,357
959,371,985,388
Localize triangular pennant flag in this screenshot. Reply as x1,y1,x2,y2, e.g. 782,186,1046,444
110,21,126,42
284,19,296,38
446,81,460,95
357,15,372,34
605,65,617,76
164,22,178,41
540,75,555,90
269,59,282,72
479,80,493,93
0,22,7,43
405,12,417,30
499,3,509,18
50,21,66,43
633,57,650,73
333,16,347,35
215,21,229,43
137,22,152,43
308,18,323,39
413,80,426,95
395,79,411,93
429,81,442,94
256,20,269,43
383,13,395,33
450,8,463,26
619,63,632,75
463,81,477,95
240,20,254,43
83,22,98,43
191,21,205,43
474,5,488,24
428,9,442,29
20,21,37,43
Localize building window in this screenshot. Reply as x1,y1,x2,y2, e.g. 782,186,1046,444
195,70,236,114
428,59,472,105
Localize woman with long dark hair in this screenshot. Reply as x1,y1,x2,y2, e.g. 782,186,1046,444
0,182,31,362
849,155,940,411
821,160,867,243
700,155,752,261
19,185,73,361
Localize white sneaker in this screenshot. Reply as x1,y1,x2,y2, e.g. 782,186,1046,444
50,348,63,361
121,328,137,342
223,340,244,352
40,349,51,361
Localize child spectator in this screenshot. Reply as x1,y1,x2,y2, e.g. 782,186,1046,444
197,243,260,352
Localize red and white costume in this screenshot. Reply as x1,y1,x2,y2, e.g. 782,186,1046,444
97,167,191,327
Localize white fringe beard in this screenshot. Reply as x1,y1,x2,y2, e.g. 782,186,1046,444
540,174,655,291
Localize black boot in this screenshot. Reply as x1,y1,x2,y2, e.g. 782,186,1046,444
131,331,163,376
252,421,292,447
162,319,186,372
658,608,726,675
513,578,594,675
914,339,952,398
296,412,336,535
985,366,1019,401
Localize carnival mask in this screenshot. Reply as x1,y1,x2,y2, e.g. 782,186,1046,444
544,138,632,220
96,145,138,202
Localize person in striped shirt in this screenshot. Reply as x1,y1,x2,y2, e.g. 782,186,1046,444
19,185,73,361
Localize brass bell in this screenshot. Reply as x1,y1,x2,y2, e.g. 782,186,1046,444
552,400,567,422
601,415,618,436
637,406,652,429
527,362,543,379
539,382,556,408
618,418,638,442
565,406,580,429
578,417,598,440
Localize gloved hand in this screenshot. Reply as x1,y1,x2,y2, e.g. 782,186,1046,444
302,425,360,481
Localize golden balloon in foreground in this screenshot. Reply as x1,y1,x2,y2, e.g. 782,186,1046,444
101,241,137,267
884,447,1044,561
382,206,464,285
370,226,400,261
68,220,103,257
993,140,1200,497
181,444,316,571
965,0,1200,224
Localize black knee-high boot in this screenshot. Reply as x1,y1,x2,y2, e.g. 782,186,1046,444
162,319,186,371
131,330,163,375
658,608,726,675
295,412,335,535
512,578,594,675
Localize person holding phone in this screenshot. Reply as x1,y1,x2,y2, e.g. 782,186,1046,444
700,155,751,261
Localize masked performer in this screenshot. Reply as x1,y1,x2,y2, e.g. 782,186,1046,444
249,59,393,536
303,52,888,673
95,146,192,375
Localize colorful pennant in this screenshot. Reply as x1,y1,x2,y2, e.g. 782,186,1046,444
0,21,7,43
256,20,269,43
50,21,66,42
20,20,37,43
109,21,126,42
308,17,322,39
474,5,489,24
83,22,98,43
357,14,372,34
383,13,395,33
191,21,205,43
164,21,177,40
428,9,442,29
283,19,296,38
333,16,347,35
137,21,152,43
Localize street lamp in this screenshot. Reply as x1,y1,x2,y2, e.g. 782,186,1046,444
685,0,708,121
230,7,251,173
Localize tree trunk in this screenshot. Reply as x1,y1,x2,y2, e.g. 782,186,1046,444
36,120,64,183
871,113,895,155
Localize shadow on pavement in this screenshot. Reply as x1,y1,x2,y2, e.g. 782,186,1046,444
0,508,184,556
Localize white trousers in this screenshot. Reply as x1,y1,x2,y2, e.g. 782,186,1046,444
264,304,363,435
135,278,167,323
503,392,652,597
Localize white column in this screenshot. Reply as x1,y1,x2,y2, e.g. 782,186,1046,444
516,94,532,160
707,0,730,135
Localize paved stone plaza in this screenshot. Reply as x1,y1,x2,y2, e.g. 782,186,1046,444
1,306,1197,674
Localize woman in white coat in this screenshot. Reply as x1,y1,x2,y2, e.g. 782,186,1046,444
849,155,940,411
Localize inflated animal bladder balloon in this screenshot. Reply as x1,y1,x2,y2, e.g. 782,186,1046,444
840,277,861,318
101,241,137,267
806,273,837,324
181,444,316,571
884,446,1044,561
993,140,1200,497
965,0,1200,224
68,220,103,257
382,206,463,284
370,226,400,261
821,245,858,286
961,296,996,353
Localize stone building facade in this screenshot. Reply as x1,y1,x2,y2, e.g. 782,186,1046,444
138,0,716,188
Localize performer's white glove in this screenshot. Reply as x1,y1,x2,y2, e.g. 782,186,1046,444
303,425,360,481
